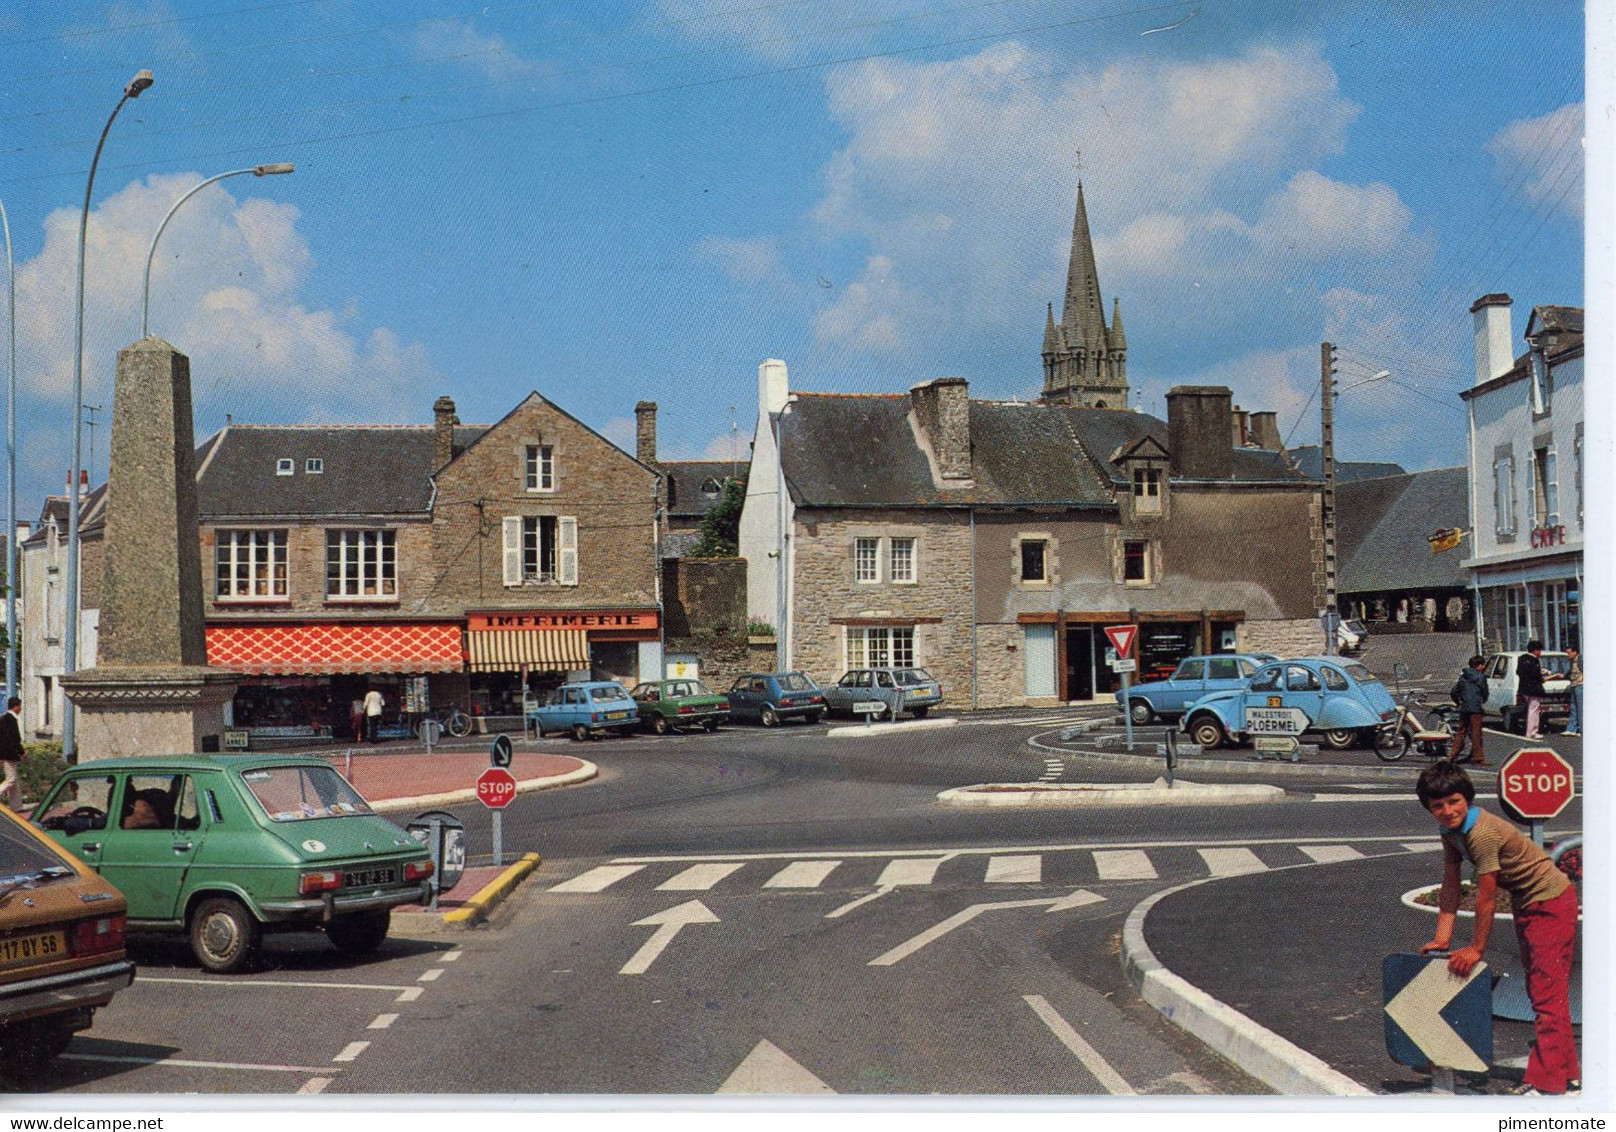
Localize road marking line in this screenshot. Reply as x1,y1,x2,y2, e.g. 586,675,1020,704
61,1054,338,1074
1022,994,1135,1095
825,886,894,919
870,891,1104,965
1299,845,1364,864
876,858,943,886
135,976,412,992
441,950,463,962
657,862,746,891
621,900,720,975
1402,842,1443,853
396,987,423,1003
332,1042,370,1063
984,855,1041,883
297,1077,333,1094
548,864,647,892
1314,792,1499,803
716,1039,836,1094
764,860,841,888
1197,847,1267,876
418,968,443,982
1093,849,1157,880
368,1013,399,1030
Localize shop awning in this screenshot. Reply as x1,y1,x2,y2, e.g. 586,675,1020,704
466,629,591,673
206,623,466,676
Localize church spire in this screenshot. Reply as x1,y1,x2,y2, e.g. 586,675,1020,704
1061,182,1107,350
1039,180,1130,408
1110,296,1126,350
1043,302,1060,354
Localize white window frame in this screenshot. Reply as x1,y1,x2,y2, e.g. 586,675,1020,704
844,626,915,670
1529,348,1551,415
1494,455,1516,536
525,445,555,493
275,458,294,476
1544,448,1559,527
305,458,324,474
216,529,289,601
888,537,916,584
325,529,397,600
502,515,577,586
854,537,881,584
1132,467,1162,514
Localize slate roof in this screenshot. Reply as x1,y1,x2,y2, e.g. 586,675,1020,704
194,426,454,518
777,394,1306,508
1286,446,1406,482
1336,467,1469,593
663,460,741,520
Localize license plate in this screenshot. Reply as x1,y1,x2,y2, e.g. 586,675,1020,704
608,711,629,720
0,930,66,969
343,867,396,888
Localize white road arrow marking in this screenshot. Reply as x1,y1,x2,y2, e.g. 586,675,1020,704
716,1039,836,1094
620,900,720,975
868,889,1104,966
1385,961,1490,1072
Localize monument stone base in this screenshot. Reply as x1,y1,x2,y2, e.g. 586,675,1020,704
62,666,241,762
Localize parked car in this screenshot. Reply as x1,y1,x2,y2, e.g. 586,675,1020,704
1124,653,1279,724
528,681,641,740
1,804,134,1076
630,679,730,734
1483,651,1572,734
32,756,433,974
822,667,944,720
1337,618,1369,654
1181,656,1399,750
725,672,826,726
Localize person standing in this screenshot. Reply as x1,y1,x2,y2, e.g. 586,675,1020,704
1518,639,1546,739
1564,646,1582,737
350,698,366,744
1448,655,1490,767
0,697,24,809
363,687,385,743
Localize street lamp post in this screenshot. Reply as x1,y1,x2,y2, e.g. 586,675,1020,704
2,198,16,703
141,164,294,338
63,69,153,762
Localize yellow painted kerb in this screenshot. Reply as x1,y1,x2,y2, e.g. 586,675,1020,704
442,851,542,925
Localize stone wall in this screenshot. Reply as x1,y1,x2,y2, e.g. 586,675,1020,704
662,557,746,638
201,520,435,617
1237,617,1326,658
662,634,778,696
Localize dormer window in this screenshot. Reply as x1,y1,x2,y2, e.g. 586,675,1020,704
305,458,324,474
1529,347,1552,415
1132,467,1162,514
701,477,723,497
276,458,294,476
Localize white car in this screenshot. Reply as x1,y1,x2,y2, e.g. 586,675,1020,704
1482,651,1572,734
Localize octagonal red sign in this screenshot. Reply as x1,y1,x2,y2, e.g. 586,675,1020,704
476,766,518,809
1496,747,1575,821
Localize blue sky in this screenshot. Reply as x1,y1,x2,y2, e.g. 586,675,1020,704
0,1,1588,513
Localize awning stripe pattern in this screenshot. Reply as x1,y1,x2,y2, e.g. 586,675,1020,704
466,629,591,673
206,623,465,676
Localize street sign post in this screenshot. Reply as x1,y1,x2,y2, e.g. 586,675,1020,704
1243,706,1308,735
852,700,886,729
1104,625,1139,751
1383,952,1493,1093
477,764,518,867
1496,747,1575,847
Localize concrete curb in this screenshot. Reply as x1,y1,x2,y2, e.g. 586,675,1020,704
441,852,542,926
370,761,599,814
826,717,958,738
1121,878,1374,1096
1030,733,1429,780
937,779,1284,807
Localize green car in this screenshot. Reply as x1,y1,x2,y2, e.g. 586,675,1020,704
32,755,433,974
629,679,731,735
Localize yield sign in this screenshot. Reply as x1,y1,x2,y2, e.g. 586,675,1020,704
1103,624,1138,657
1382,952,1493,1072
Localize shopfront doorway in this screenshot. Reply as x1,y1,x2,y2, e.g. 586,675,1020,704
1063,627,1121,702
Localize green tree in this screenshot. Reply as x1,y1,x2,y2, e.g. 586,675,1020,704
689,476,746,557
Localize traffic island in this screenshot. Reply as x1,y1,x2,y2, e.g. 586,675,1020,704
826,717,958,738
936,778,1284,807
392,852,543,933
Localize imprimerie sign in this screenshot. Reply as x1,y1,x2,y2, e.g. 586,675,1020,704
468,611,659,631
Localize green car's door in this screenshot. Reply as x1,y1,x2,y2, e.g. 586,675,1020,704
97,773,206,923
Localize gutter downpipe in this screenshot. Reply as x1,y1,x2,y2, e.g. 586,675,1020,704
970,507,978,710
1467,394,1484,655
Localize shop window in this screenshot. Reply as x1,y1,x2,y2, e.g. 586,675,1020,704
501,516,578,586
1132,467,1162,514
216,530,288,600
526,445,555,492
1020,539,1048,583
1123,540,1151,583
845,626,915,669
889,538,916,584
854,537,880,583
326,529,397,599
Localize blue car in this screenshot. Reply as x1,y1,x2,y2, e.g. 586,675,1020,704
528,681,640,740
1180,656,1398,751
1124,654,1278,725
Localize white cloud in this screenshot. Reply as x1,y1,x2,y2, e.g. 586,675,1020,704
411,17,558,86
1488,102,1584,219
813,255,910,352
1255,171,1415,257
698,235,789,287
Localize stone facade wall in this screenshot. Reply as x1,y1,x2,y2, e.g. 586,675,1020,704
662,635,777,697
201,520,435,618
662,557,747,638
974,621,1066,710
1237,617,1325,658
789,506,973,693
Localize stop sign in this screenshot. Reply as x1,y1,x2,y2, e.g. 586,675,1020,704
1497,747,1575,821
476,766,518,809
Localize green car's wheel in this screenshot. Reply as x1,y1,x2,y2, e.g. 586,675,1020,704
703,719,719,732
190,896,260,974
652,714,671,736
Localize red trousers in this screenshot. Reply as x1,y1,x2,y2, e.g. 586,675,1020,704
1514,885,1580,1092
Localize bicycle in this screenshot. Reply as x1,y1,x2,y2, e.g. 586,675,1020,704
415,705,473,741
1374,691,1459,762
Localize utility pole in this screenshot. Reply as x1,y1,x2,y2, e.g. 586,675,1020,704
1320,343,1339,654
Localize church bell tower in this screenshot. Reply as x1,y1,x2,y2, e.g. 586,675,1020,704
1041,182,1129,408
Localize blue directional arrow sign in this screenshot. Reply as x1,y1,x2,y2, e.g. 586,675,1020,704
1383,953,1492,1072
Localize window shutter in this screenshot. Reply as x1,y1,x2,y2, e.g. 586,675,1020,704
559,516,579,585
502,517,522,586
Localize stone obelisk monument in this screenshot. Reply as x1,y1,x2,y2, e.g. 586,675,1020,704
62,337,239,760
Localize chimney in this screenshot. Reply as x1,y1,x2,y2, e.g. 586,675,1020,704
909,376,972,484
758,358,790,416
1247,411,1281,450
1230,405,1250,447
635,401,658,466
1471,293,1514,385
432,395,458,470
1166,386,1233,480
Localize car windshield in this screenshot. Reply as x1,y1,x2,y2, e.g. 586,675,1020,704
776,673,817,691
893,669,934,685
240,765,374,822
1541,655,1572,677
589,685,631,703
1341,663,1379,686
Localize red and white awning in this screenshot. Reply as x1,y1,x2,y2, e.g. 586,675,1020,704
206,623,465,676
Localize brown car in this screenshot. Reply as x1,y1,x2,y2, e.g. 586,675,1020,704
1,805,135,1077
